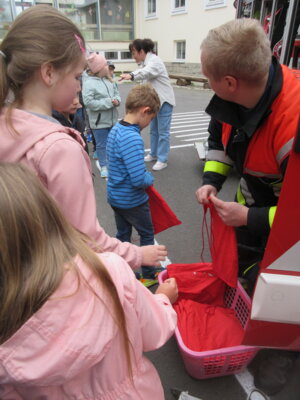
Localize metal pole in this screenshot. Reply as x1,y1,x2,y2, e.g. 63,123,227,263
10,0,17,19
280,0,299,65
250,0,255,18
259,0,266,24
97,0,102,40
268,0,278,41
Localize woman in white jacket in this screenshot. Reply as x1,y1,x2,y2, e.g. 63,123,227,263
83,53,121,178
120,39,175,171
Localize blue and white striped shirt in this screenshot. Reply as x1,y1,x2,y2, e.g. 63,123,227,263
107,121,154,209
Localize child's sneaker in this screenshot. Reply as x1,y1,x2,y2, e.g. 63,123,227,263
140,277,158,288
100,166,108,179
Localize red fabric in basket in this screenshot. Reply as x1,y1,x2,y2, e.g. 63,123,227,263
174,299,244,351
167,262,225,306
205,203,238,288
146,185,181,234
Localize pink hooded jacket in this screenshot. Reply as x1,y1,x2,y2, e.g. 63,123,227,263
0,252,177,399
0,108,142,269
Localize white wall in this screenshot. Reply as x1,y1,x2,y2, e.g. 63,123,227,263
134,0,236,64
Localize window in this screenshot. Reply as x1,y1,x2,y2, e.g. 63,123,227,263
100,0,133,41
171,0,187,14
175,0,185,7
92,49,133,62
148,0,156,14
1,0,134,42
105,51,118,60
176,41,186,61
145,0,156,18
58,0,100,40
120,51,132,60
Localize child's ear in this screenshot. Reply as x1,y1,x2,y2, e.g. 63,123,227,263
40,62,55,87
142,106,151,114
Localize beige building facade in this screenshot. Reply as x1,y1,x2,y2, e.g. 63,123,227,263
1,0,235,73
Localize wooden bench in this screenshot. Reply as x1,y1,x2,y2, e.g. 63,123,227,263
168,74,210,88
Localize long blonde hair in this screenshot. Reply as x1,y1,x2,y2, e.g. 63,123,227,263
0,5,86,110
0,163,131,373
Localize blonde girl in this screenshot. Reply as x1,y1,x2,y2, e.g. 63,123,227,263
0,5,166,273
0,162,178,399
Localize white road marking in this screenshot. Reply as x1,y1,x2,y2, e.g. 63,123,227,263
176,132,208,138
172,127,208,134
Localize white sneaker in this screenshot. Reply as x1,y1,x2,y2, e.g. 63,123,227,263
100,166,108,178
152,161,167,171
144,154,157,162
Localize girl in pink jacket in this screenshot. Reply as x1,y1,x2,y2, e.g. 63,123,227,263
0,5,166,271
0,163,178,399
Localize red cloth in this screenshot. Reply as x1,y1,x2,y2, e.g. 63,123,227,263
146,185,181,234
204,203,238,288
167,262,225,306
174,299,244,351
166,204,241,352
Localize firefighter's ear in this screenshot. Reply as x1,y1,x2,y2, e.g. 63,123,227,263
224,75,238,92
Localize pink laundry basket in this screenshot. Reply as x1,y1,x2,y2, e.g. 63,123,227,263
159,269,259,379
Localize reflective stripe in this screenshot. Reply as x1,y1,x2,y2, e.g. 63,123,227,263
239,177,255,206
269,206,276,227
236,184,246,205
203,160,232,176
206,149,234,165
276,138,294,164
243,168,281,179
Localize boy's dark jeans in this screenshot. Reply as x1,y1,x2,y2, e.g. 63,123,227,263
112,201,156,279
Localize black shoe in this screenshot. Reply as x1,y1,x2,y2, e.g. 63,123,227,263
254,350,299,395
134,271,141,280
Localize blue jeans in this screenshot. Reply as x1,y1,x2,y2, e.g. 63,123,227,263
93,128,111,167
112,202,156,279
150,102,173,163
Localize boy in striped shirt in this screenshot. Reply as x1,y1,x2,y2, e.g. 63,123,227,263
107,84,161,284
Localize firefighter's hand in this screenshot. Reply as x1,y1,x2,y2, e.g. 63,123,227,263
210,194,248,226
195,185,217,204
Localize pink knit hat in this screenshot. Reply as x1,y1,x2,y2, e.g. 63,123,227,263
87,53,107,74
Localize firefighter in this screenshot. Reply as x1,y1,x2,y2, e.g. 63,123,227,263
196,18,300,396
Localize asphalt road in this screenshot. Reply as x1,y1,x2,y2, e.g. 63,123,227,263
91,82,299,400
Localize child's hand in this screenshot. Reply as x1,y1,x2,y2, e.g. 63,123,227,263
155,278,178,304
112,99,119,106
141,245,167,266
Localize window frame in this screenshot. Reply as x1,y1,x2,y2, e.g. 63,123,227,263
171,0,187,15
175,40,186,62
95,50,134,63
145,0,157,19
